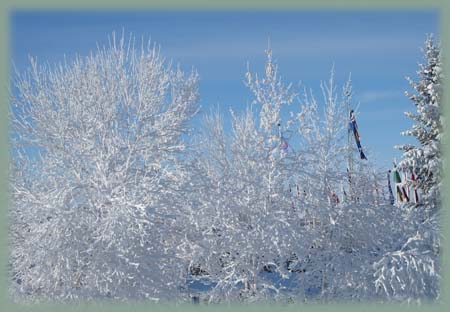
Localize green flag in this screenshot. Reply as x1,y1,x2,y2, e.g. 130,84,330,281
394,169,402,184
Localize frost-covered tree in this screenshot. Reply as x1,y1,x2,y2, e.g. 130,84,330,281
397,35,443,215
9,33,199,302
183,109,312,303
372,206,440,303
295,68,348,210
293,72,382,302
10,31,438,305
373,35,443,303
180,48,389,304
179,48,310,303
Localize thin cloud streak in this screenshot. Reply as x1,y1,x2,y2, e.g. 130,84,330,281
161,34,424,60
357,90,404,103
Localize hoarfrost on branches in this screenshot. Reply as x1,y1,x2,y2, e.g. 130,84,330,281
397,35,443,216
10,33,199,302
374,35,443,303
9,33,442,305
180,49,393,303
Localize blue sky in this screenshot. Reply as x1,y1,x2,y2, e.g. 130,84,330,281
11,10,439,170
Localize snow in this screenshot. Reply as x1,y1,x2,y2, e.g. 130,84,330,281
8,33,442,305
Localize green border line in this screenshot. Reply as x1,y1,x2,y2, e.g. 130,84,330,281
0,1,448,312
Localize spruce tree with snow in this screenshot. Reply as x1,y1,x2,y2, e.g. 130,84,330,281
373,35,443,303
397,34,443,214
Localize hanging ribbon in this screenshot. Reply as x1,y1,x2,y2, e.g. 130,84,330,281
393,166,404,202
411,171,419,203
402,185,410,202
349,110,367,160
393,165,409,203
331,192,339,206
387,170,395,205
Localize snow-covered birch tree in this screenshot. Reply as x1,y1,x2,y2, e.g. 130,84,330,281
296,68,348,210
178,47,316,303
9,33,199,302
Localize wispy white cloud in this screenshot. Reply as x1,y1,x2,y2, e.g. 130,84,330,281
161,33,424,61
357,90,404,103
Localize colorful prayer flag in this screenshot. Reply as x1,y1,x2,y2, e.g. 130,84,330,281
349,110,367,160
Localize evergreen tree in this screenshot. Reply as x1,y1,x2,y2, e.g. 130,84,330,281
372,35,443,303
397,35,443,214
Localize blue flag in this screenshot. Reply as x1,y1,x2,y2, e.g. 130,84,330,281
349,110,367,160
